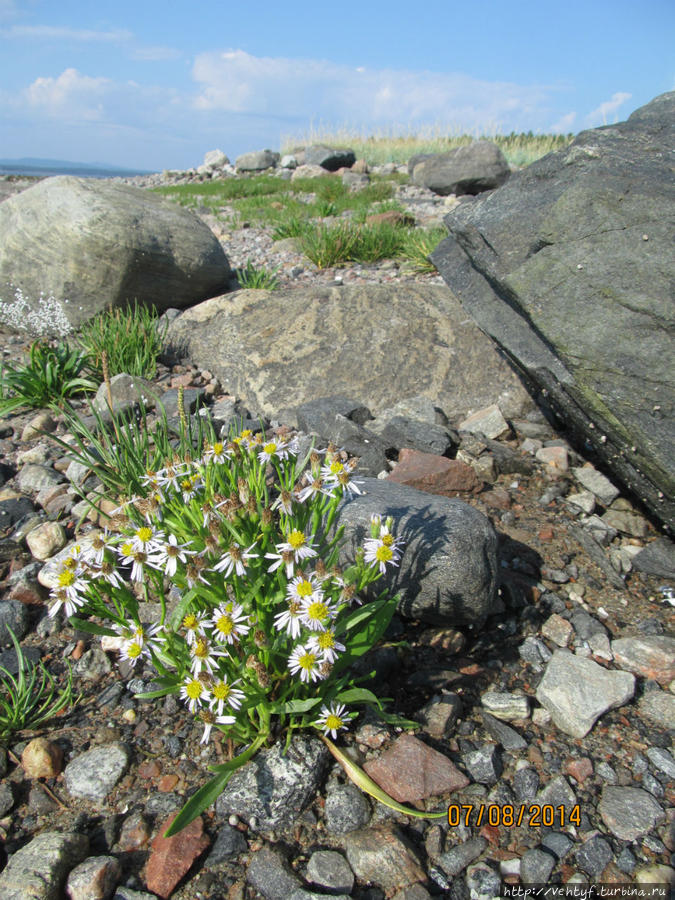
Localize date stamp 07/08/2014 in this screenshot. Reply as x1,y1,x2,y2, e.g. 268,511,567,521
447,804,582,829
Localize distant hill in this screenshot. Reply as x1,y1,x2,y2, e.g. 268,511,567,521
0,157,154,177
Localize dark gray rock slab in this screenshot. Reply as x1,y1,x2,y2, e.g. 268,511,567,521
598,785,665,840
215,734,328,831
431,92,675,532
324,781,372,834
304,145,356,171
633,537,675,579
335,477,498,628
0,176,231,331
0,830,89,900
0,598,30,641
246,846,302,900
412,142,510,196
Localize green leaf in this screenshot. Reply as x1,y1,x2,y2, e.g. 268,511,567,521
333,593,398,674
336,687,382,707
268,696,324,715
163,769,234,837
320,735,446,820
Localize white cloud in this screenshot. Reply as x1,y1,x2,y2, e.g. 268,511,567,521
25,68,111,120
191,49,554,133
551,111,576,133
1,24,132,41
585,91,632,125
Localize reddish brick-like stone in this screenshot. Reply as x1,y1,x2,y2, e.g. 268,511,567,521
564,757,594,784
363,733,469,803
145,813,210,899
388,449,481,497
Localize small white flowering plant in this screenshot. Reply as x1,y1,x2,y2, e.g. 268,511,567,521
48,427,418,834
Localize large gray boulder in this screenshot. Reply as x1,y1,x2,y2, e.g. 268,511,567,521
304,145,356,171
335,477,498,628
0,176,231,332
165,284,532,423
431,92,675,532
234,149,280,171
412,142,510,195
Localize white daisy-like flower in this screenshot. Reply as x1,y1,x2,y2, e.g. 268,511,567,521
363,530,404,575
131,525,165,554
295,476,330,503
314,702,351,739
210,601,250,644
119,638,145,667
271,489,295,515
265,531,317,576
273,601,303,639
212,542,258,579
185,564,210,589
48,586,86,619
199,708,236,744
286,573,322,604
299,595,336,632
181,611,209,646
257,440,290,465
180,675,211,713
308,628,346,664
90,559,126,589
190,637,228,676
288,644,322,683
154,533,195,577
51,567,88,605
156,463,186,493
202,441,230,465
180,473,202,503
208,676,245,715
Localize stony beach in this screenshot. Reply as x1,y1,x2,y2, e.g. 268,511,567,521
0,151,673,900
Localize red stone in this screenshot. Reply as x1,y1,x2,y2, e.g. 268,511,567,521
388,449,482,497
363,733,469,803
158,774,179,792
538,527,554,541
564,757,594,784
145,813,210,899
138,759,161,779
7,580,46,606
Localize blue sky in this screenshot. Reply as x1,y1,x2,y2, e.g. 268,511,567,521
1,0,673,171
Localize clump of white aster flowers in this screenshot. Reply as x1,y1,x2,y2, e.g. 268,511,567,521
0,285,73,338
48,427,404,835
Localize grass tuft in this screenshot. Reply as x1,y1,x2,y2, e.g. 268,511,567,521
76,300,168,381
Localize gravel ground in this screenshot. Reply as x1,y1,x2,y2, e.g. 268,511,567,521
0,175,672,899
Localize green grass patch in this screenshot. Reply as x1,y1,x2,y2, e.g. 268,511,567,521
299,221,409,268
76,300,168,381
399,227,448,274
235,260,281,290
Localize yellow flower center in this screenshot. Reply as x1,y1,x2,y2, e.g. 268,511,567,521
296,580,313,598
382,534,394,547
325,713,343,731
185,679,203,700
306,601,328,622
213,683,231,701
375,545,393,563
58,570,76,587
136,527,152,543
317,631,336,650
213,442,223,455
263,442,277,454
181,479,192,491
216,615,234,635
194,638,209,659
183,614,198,630
330,460,344,475
63,557,77,570
127,641,143,658
288,530,306,550
298,651,317,671
121,542,133,556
